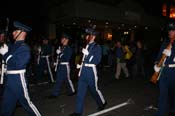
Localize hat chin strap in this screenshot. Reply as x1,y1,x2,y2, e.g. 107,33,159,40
87,35,95,44
14,30,23,40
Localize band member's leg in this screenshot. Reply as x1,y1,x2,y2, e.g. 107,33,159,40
1,87,17,116
155,73,168,116
75,78,88,114
46,57,54,83
65,64,75,94
51,71,64,96
19,74,41,116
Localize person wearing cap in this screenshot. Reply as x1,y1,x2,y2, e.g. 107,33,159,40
70,28,107,116
0,29,5,43
154,21,175,116
0,21,42,116
35,36,54,83
0,29,6,96
48,33,76,98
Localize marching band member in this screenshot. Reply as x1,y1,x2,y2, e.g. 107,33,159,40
70,28,107,116
154,21,175,116
0,21,42,116
49,33,75,98
35,36,54,83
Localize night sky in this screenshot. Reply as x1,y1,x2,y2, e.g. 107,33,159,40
0,0,163,33
0,0,163,19
0,0,48,34
136,0,163,16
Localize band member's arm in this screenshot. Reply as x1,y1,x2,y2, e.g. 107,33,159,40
85,45,102,65
155,42,167,63
60,47,72,62
3,46,30,69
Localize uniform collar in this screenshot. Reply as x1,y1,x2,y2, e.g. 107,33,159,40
15,40,25,43
63,45,68,47
88,41,95,46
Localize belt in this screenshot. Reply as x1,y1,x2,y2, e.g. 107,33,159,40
60,62,69,65
163,64,175,68
168,64,175,68
6,69,26,74
84,64,96,67
41,55,50,58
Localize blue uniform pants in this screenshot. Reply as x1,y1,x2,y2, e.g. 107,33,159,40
1,74,41,116
51,65,75,96
155,70,175,116
36,58,53,83
75,69,105,114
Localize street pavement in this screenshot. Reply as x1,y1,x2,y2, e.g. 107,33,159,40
3,66,160,116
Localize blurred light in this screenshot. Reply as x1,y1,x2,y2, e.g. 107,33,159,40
145,26,148,30
162,3,175,18
81,34,84,39
105,22,109,25
170,12,175,18
104,30,112,40
124,31,129,35
162,4,166,16
107,33,112,40
92,25,96,29
88,20,91,23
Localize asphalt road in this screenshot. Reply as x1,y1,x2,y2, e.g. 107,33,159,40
1,66,160,116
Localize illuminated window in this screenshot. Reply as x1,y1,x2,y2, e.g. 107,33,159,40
162,3,175,18
162,4,166,16
104,30,112,40
107,33,112,40
124,31,129,35
170,6,175,18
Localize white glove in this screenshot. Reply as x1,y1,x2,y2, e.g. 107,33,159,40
163,49,171,56
0,44,8,55
76,64,81,69
53,62,57,66
154,65,161,72
56,49,61,54
38,46,41,52
82,48,89,55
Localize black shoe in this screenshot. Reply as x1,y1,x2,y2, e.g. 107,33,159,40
169,112,175,116
98,101,107,111
69,112,81,116
67,91,76,96
48,95,57,99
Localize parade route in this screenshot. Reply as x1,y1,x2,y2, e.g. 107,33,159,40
7,67,159,116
